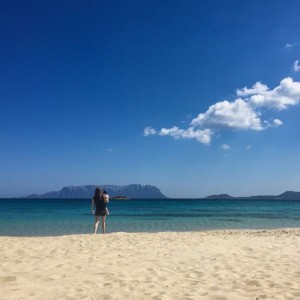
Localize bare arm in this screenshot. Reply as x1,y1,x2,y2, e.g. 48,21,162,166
91,198,95,214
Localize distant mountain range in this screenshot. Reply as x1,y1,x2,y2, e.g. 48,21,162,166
26,186,300,200
27,184,167,199
205,191,300,200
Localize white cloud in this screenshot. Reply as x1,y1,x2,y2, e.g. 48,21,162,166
285,42,296,48
144,126,157,136
236,82,269,96
221,144,230,150
158,127,213,144
144,77,300,145
246,144,251,150
237,77,300,110
293,60,300,72
273,119,283,127
191,98,264,130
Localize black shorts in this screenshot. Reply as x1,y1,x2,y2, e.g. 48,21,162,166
95,209,106,216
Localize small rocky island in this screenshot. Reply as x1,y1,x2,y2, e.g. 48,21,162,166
112,196,129,200
205,191,300,200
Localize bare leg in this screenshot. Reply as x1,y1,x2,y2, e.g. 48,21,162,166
101,216,106,234
94,216,100,234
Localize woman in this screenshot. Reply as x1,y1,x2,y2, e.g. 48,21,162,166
91,187,108,234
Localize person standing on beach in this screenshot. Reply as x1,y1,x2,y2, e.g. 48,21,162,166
91,187,108,234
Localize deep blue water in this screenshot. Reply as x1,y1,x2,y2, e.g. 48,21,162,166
0,198,300,236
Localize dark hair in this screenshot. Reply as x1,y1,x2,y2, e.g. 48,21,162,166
103,190,108,195
94,187,102,200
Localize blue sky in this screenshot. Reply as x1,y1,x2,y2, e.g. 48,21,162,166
1,0,300,198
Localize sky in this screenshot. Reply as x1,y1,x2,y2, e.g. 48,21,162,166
1,0,300,198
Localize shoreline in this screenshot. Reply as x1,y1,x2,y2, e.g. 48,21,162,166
1,228,300,299
1,226,300,238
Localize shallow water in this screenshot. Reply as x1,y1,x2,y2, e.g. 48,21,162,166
1,198,300,236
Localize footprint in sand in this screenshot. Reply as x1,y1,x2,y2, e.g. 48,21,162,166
1,276,17,283
209,295,228,300
243,247,253,251
43,277,54,282
245,279,261,287
291,291,300,297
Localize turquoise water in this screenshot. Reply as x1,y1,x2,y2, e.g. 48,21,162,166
0,198,300,236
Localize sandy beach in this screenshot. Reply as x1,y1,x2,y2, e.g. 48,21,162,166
1,229,300,300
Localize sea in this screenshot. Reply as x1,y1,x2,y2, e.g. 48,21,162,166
1,198,300,236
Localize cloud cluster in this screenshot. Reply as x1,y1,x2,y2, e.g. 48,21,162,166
237,77,300,110
191,98,263,130
144,77,300,144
